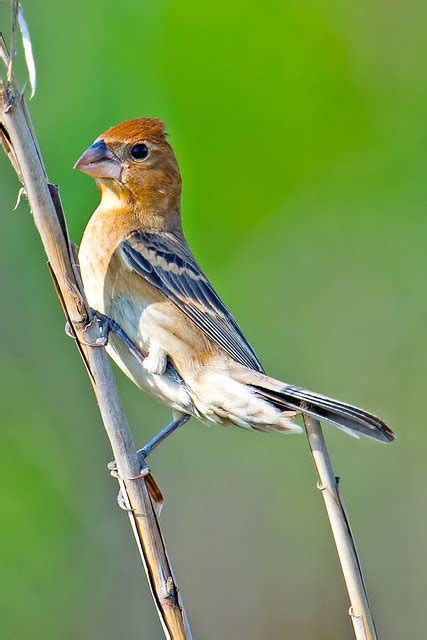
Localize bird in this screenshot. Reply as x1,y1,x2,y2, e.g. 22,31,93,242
75,117,395,469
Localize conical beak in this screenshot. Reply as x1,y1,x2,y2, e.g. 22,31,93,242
74,139,122,180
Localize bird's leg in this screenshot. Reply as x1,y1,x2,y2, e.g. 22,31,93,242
108,413,191,481
65,309,145,367
137,413,191,460
90,309,146,368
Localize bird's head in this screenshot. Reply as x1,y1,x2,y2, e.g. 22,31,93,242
75,118,182,225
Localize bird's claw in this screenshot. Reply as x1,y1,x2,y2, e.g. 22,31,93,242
107,459,120,478
117,490,133,512
109,456,150,512
82,312,110,346
64,311,110,347
107,456,151,480
64,321,74,338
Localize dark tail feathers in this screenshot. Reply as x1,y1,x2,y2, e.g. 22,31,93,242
250,383,395,443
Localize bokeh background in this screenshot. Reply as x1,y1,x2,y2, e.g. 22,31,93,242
1,1,426,638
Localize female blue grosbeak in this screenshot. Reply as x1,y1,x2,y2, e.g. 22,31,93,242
75,118,394,469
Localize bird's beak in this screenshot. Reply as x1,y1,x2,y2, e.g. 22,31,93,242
74,139,122,180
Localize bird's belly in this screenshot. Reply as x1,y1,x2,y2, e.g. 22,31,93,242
79,250,193,412
106,297,194,414
108,337,193,413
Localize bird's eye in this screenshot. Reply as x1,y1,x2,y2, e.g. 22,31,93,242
130,143,149,160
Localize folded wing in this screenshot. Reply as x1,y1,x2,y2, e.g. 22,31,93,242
120,230,264,373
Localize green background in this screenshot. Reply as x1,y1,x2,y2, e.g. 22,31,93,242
1,1,425,638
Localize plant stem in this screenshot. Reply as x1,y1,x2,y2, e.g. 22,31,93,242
303,411,378,640
0,31,192,640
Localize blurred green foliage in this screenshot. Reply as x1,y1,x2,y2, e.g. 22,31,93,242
1,1,426,638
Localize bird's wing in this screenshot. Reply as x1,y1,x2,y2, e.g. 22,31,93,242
120,230,264,373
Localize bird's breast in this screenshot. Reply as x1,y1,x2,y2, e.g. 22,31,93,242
79,214,194,412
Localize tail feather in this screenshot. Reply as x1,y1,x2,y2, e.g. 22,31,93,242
247,378,395,444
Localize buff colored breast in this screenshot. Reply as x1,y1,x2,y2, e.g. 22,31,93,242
79,206,194,413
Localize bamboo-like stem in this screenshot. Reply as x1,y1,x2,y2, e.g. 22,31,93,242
302,411,378,640
7,0,18,85
0,30,192,640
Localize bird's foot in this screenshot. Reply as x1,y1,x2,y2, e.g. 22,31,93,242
66,309,146,366
84,310,116,347
90,309,146,366
64,321,74,338
107,456,151,480
116,490,132,512
64,312,109,347
108,415,189,512
108,457,151,513
108,413,190,483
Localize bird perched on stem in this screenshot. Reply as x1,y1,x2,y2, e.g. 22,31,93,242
75,117,394,470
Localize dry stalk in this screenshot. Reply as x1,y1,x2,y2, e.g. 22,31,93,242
0,24,192,640
302,411,378,640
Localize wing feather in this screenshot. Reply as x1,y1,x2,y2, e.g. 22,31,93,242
120,231,264,373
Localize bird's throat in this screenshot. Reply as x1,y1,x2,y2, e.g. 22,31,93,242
96,183,182,232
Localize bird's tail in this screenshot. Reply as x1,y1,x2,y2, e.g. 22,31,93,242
238,370,395,443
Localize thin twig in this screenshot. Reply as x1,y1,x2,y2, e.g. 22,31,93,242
7,0,18,84
302,410,378,640
0,22,192,640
